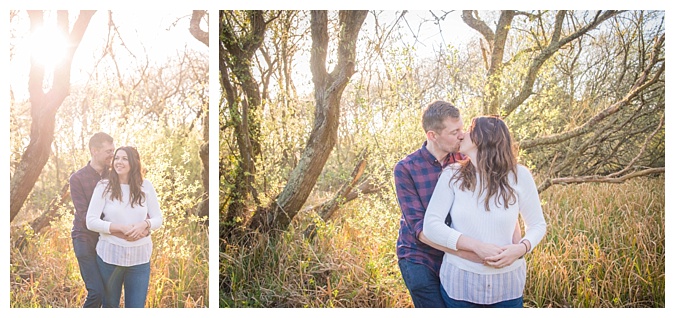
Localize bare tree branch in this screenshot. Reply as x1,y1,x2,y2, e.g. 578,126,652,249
190,10,209,47
520,33,664,149
538,167,664,193
502,10,623,116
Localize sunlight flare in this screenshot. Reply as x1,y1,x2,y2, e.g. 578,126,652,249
29,26,69,69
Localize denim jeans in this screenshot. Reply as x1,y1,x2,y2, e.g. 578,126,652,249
72,237,104,308
398,258,446,308
97,256,151,308
440,283,524,308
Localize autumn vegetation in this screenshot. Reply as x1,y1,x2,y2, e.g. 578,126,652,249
219,10,665,308
9,10,210,308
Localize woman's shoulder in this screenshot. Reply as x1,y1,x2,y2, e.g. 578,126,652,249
516,164,534,175
141,179,157,191
514,164,537,187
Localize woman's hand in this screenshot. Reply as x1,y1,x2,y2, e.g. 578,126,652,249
483,243,527,268
124,221,149,240
470,241,505,261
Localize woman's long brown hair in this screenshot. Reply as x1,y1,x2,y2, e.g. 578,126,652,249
453,116,518,211
104,146,146,208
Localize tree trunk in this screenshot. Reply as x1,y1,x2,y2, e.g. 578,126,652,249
220,11,267,234
189,10,209,222
10,10,96,223
197,141,209,220
249,10,368,232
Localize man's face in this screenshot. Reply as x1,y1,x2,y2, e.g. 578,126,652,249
430,117,464,154
91,141,115,168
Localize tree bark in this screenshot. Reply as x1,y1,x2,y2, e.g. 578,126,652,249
249,10,368,232
190,10,209,47
220,10,267,234
189,10,209,221
10,10,96,223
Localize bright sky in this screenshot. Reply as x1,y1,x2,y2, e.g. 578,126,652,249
9,10,207,101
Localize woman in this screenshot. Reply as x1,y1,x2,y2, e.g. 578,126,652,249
421,116,547,308
86,146,163,308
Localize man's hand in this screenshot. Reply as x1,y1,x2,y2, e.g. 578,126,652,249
124,221,149,240
109,221,150,242
111,227,150,242
483,243,527,268
471,241,505,261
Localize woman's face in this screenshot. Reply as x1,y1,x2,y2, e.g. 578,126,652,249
459,127,476,154
113,149,130,178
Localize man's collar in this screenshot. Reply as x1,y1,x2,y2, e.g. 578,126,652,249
421,141,449,165
86,161,109,177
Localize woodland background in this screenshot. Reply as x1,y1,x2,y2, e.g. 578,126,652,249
219,10,665,308
8,10,210,307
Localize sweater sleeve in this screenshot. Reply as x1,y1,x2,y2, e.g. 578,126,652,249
86,181,111,234
423,167,463,250
143,180,163,230
516,165,547,252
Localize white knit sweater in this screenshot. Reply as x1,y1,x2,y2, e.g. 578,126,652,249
423,163,547,274
86,179,163,247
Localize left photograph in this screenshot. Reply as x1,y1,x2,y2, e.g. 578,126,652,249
8,10,209,308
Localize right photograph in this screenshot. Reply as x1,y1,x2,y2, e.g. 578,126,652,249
218,10,665,308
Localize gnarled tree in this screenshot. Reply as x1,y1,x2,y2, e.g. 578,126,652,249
10,10,96,222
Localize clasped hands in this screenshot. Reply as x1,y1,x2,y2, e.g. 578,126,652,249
473,242,527,269
111,221,150,242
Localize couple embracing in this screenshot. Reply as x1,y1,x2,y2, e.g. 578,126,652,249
395,101,547,308
70,132,163,308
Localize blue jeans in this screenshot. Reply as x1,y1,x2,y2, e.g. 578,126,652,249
440,283,523,308
72,237,104,307
398,259,446,308
97,256,151,308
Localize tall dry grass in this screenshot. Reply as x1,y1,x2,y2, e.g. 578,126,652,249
10,199,209,308
527,176,665,307
220,176,665,308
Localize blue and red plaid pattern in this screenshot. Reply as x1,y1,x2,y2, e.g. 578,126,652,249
70,162,109,241
394,142,464,275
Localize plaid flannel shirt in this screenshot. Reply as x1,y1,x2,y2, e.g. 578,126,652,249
70,162,109,242
394,141,464,275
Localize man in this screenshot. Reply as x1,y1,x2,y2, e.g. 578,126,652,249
394,100,474,308
70,132,115,307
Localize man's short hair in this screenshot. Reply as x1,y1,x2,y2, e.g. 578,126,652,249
88,132,113,150
422,100,460,133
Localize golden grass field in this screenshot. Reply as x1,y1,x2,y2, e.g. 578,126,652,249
220,176,665,308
